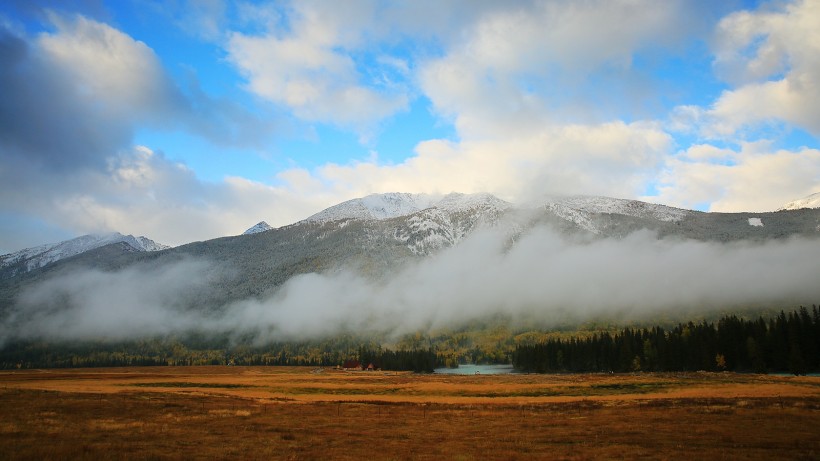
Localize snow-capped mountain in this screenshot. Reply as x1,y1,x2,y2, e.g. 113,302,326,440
543,196,690,235
301,192,513,255
391,193,512,255
243,221,273,235
2,192,819,312
0,232,169,279
304,192,440,223
778,192,820,211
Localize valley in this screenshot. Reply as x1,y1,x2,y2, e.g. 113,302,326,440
1,366,819,459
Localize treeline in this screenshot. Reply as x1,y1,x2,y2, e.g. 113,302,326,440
514,306,820,375
0,336,440,371
0,336,374,369
359,347,439,373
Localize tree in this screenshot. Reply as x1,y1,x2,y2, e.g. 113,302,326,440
715,353,726,371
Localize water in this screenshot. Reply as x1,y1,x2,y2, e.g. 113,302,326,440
433,364,515,375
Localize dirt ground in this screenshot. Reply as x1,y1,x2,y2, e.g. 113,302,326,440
1,367,819,460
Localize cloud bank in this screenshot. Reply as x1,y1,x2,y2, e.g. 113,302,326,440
4,227,820,345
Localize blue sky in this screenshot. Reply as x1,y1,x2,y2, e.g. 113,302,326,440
0,0,818,252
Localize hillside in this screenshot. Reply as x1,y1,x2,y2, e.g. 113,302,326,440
1,193,819,348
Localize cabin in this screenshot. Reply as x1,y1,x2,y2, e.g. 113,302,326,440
342,360,362,371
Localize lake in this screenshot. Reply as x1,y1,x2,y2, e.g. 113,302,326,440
433,364,515,375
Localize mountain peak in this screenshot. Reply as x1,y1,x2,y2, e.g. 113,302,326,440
0,232,169,278
304,193,437,223
243,221,273,235
778,192,820,211
303,192,511,223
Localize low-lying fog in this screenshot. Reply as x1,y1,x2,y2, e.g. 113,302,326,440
3,225,820,345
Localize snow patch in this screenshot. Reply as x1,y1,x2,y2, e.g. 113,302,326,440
748,217,763,227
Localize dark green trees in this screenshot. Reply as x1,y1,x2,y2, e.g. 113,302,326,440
514,306,820,375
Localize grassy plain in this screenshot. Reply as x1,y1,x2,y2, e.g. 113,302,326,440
1,366,819,460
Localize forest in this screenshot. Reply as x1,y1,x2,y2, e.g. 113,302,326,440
514,306,820,375
0,333,440,372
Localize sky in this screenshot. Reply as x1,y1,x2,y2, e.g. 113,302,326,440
1,0,819,253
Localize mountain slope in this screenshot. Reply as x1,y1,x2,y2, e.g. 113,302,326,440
1,193,819,317
0,233,169,279
543,196,689,234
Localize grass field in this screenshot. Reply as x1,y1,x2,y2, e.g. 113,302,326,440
1,367,819,460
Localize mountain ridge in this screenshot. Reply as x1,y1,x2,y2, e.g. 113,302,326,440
1,192,819,341
0,232,169,279
3,192,819,285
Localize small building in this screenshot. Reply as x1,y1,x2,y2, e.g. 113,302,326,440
342,360,362,371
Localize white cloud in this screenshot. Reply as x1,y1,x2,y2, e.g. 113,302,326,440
38,13,186,121
681,144,737,162
418,0,702,135
653,143,820,212
278,120,672,205
704,0,820,137
226,1,408,130
51,146,330,246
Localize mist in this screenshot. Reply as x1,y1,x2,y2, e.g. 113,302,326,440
3,225,820,345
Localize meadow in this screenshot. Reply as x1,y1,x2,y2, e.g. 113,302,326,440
1,366,819,460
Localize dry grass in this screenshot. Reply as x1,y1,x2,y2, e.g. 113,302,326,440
1,367,819,460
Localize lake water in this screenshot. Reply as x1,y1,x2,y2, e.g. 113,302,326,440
433,364,515,375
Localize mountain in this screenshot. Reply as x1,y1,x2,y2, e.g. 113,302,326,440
305,192,439,222
304,192,513,224
303,192,512,255
0,232,169,279
1,192,819,315
542,196,689,235
779,192,820,211
243,221,273,235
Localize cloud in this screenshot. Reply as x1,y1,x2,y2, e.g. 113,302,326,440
5,225,820,344
652,142,820,211
700,0,820,138
418,0,710,134
301,120,672,204
0,22,133,170
174,0,228,42
0,14,284,252
4,257,228,341
0,145,335,249
39,13,187,122
2,1,818,256
226,1,409,131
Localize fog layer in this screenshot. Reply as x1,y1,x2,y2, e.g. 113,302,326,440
4,226,820,344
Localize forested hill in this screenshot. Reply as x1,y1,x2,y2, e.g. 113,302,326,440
513,306,820,375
